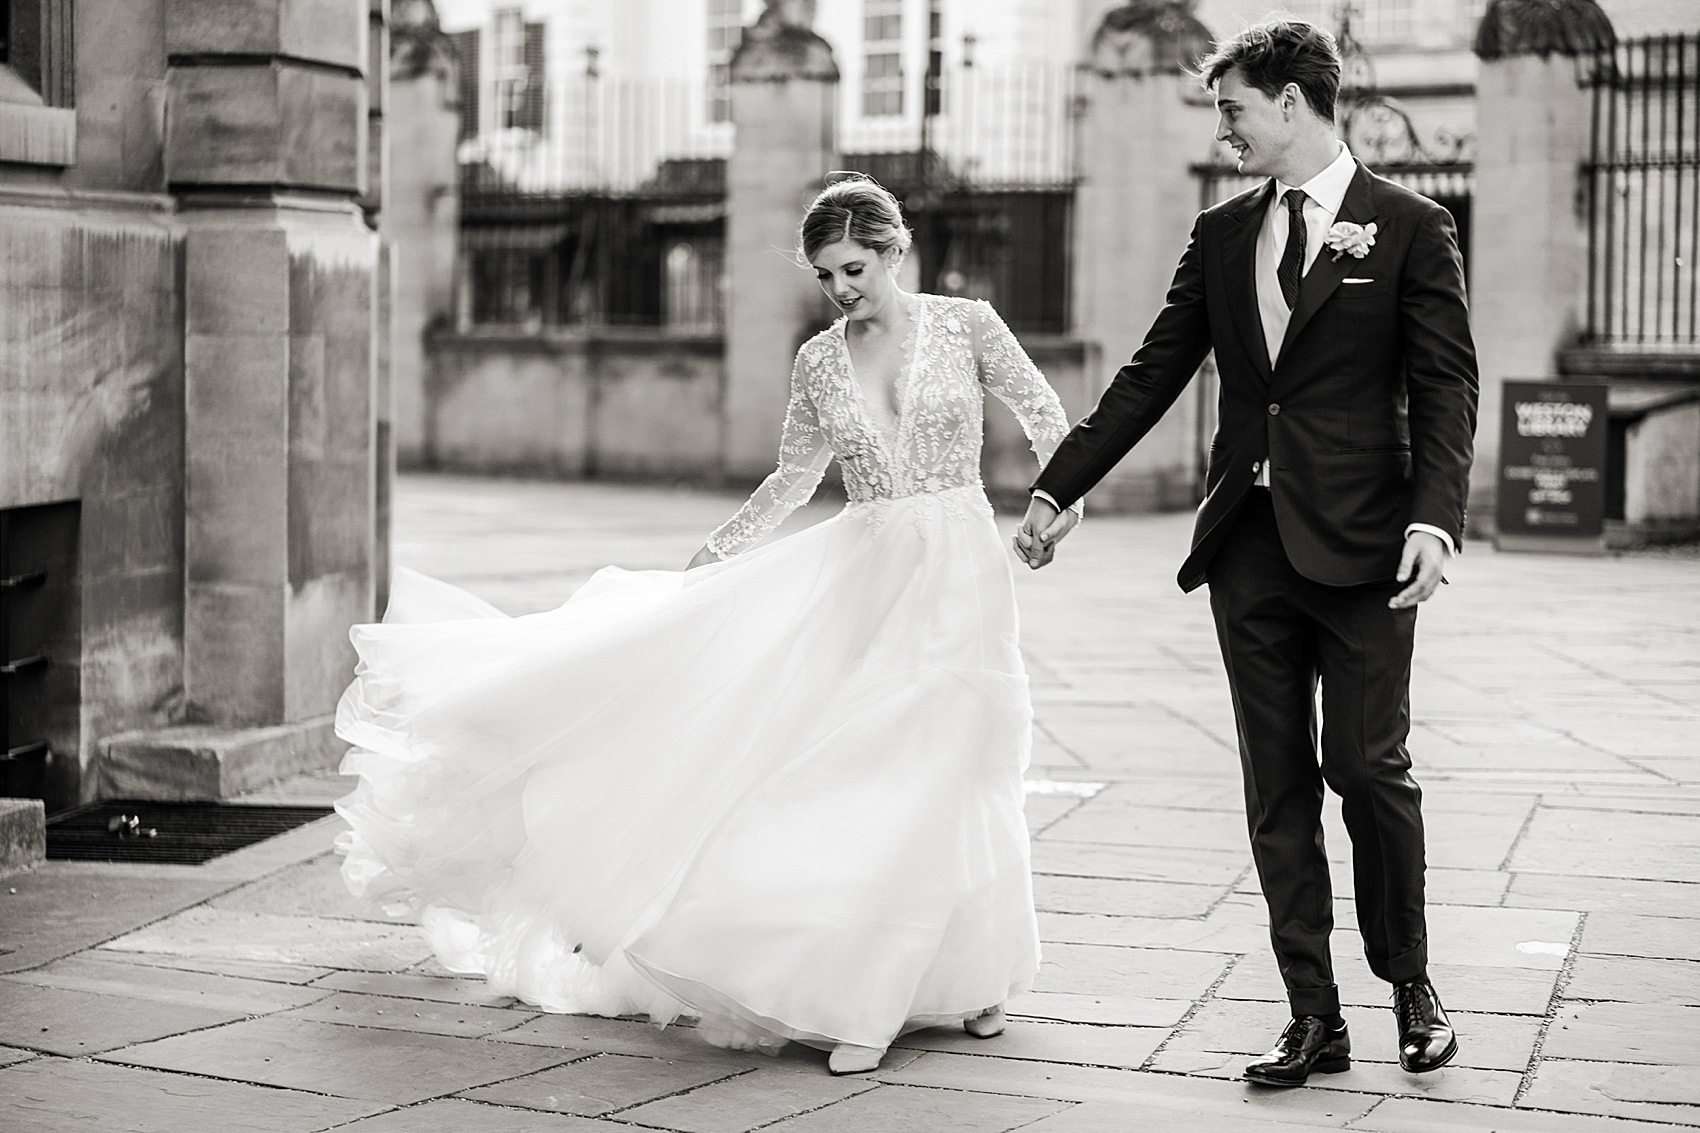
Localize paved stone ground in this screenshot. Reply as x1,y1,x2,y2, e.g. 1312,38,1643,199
3,473,1697,1133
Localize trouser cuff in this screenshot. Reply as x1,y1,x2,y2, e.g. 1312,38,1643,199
1369,938,1429,985
1288,985,1341,1016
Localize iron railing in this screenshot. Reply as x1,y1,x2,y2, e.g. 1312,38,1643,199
1585,34,1700,348
459,62,1078,196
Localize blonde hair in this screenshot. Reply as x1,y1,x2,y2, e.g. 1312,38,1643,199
798,174,913,264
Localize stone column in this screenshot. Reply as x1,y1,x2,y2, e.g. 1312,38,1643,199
1070,1,1217,511
102,0,384,799
722,0,839,480
1468,0,1615,519
386,0,462,474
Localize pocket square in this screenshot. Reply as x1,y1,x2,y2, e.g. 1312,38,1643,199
1342,277,1376,284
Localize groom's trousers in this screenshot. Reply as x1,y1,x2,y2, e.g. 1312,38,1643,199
1205,489,1429,1016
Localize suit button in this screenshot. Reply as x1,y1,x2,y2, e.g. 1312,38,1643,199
1268,403,1281,416
1251,460,1262,473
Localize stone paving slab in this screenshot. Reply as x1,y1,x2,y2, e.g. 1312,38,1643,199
1540,1001,1700,1064
1581,912,1700,961
209,850,416,924
765,1082,1072,1132
0,980,256,1056
310,967,532,1007
282,990,542,1037
0,950,332,1014
1033,874,1226,918
334,1098,630,1131
1564,954,1700,1006
1035,907,1269,953
1355,1096,1694,1132
486,1012,821,1072
99,904,435,971
0,862,233,974
1033,941,1232,998
1007,990,1193,1027
0,1056,387,1131
1518,1059,1700,1123
1510,809,1700,879
1216,952,1560,1016
104,1014,583,1105
894,1017,1168,1069
0,1044,37,1067
1029,838,1249,886
877,1050,1381,1124
1504,873,1700,917
616,1068,876,1133
88,946,336,984
459,1052,744,1116
1018,1100,1366,1133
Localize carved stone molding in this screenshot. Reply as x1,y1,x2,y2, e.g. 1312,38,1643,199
1474,0,1616,61
730,0,838,84
1087,0,1214,80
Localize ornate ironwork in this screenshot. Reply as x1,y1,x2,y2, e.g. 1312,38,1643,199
1334,7,1474,166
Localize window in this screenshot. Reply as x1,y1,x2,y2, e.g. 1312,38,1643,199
707,0,743,123
923,0,943,117
489,9,544,132
0,0,76,166
493,9,525,129
862,0,903,118
1357,0,1415,44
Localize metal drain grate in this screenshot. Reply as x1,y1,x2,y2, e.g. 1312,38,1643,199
46,801,335,864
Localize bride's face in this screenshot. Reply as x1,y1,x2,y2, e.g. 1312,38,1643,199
811,239,900,322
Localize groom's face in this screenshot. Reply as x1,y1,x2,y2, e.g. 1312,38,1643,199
1214,69,1295,178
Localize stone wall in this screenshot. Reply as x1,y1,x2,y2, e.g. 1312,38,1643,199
0,209,185,810
421,330,728,480
0,0,389,809
418,328,1087,504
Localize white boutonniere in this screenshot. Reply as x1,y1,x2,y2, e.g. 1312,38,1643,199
1325,221,1377,261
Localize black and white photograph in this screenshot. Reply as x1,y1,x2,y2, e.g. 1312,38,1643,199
2,0,1698,1129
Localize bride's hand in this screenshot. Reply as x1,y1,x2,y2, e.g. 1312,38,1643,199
687,544,722,570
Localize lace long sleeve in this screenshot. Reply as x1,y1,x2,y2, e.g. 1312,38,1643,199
706,352,833,557
969,300,1080,512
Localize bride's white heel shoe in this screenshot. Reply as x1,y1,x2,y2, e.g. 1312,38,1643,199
964,1006,1006,1039
828,1043,887,1075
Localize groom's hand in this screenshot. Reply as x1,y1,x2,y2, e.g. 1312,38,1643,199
1390,531,1448,609
1014,497,1078,570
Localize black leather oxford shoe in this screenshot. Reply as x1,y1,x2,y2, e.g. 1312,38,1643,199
1394,980,1458,1073
1243,1016,1351,1086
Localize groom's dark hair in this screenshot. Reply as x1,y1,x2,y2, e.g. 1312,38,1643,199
1198,18,1341,123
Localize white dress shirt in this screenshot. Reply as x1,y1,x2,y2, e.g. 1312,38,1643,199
1255,141,1358,379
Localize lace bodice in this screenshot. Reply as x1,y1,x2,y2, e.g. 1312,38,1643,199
708,294,1073,557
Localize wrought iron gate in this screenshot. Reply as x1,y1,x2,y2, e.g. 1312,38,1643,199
1584,34,1700,347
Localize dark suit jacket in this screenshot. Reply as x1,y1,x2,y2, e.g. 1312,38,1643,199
1034,161,1479,592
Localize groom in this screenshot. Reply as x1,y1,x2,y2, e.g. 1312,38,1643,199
1019,18,1477,1086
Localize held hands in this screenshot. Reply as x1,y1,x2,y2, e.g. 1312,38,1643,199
1013,497,1079,570
1390,531,1448,609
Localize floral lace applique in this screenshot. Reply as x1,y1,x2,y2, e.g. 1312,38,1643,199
707,294,1074,556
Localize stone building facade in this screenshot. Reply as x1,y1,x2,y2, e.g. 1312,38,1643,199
1,0,391,816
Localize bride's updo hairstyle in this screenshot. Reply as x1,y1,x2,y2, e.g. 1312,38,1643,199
798,173,913,265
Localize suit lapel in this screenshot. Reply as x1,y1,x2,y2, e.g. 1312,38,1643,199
1222,180,1274,384
1277,161,1378,364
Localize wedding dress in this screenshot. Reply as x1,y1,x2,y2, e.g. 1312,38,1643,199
334,294,1072,1052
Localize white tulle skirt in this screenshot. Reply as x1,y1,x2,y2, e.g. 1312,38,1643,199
333,485,1041,1051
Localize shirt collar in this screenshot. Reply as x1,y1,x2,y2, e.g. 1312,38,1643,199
1274,143,1356,216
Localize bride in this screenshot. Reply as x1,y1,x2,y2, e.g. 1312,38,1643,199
334,175,1081,1075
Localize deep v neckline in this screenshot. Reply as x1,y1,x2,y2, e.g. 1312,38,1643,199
838,296,924,449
